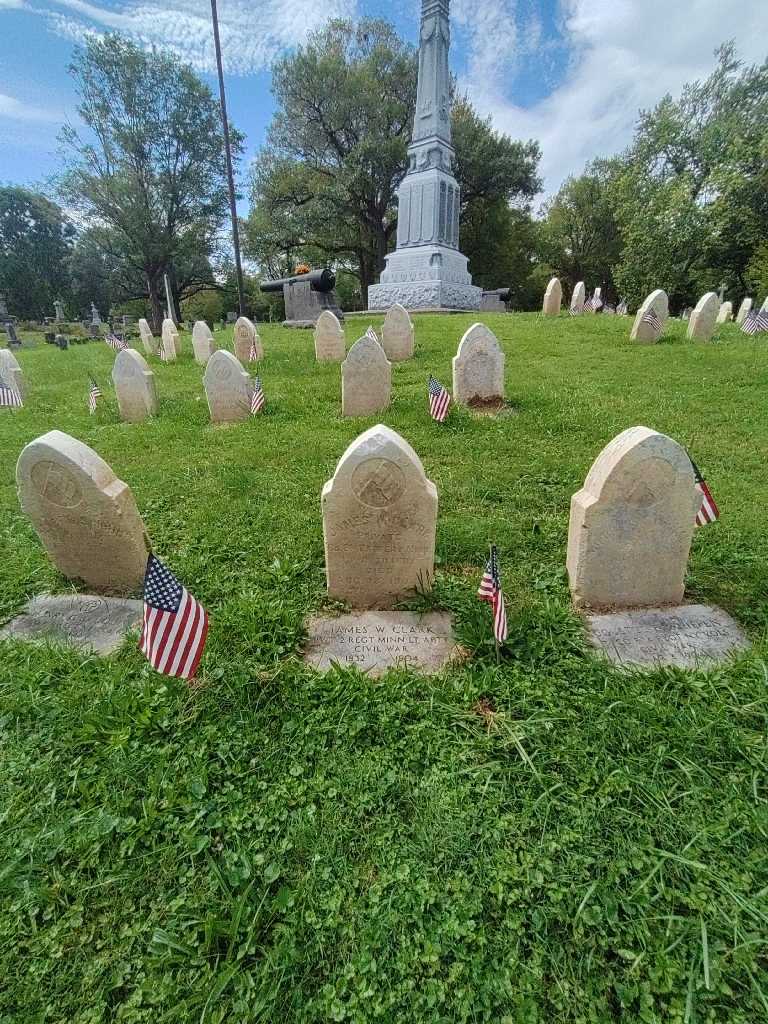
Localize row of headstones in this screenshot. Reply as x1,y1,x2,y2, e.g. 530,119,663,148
137,316,264,366
313,305,414,362
14,422,707,613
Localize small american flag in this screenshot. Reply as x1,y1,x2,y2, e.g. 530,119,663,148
140,553,209,679
642,308,663,335
592,295,604,311
742,310,768,335
690,456,719,527
365,326,379,344
88,377,102,414
603,304,616,316
251,375,265,414
617,300,628,315
569,305,581,316
0,374,23,408
477,545,508,643
248,337,260,362
105,333,127,352
428,375,451,422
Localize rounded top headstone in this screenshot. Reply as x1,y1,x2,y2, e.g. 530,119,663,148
344,332,390,368
686,292,719,341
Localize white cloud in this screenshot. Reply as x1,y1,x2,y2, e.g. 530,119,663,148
0,0,28,9
454,0,768,201
0,91,62,122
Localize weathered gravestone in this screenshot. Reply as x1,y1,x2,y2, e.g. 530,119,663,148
161,318,180,361
341,333,391,417
716,301,733,324
304,610,457,678
381,303,414,361
1,594,143,656
55,334,68,350
321,424,437,607
90,303,102,325
203,350,252,423
452,323,505,406
233,317,262,363
567,426,701,611
570,281,585,314
630,289,668,342
112,349,158,422
479,289,509,312
0,348,24,397
736,297,753,325
314,310,345,362
4,322,21,347
542,277,562,316
138,318,159,357
192,321,217,365
686,292,720,342
16,430,150,594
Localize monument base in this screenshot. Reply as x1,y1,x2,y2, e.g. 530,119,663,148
368,244,481,312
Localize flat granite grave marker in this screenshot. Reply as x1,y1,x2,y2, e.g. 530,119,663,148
314,310,345,362
303,611,458,677
341,333,391,417
584,605,749,669
686,292,720,341
16,430,150,594
570,281,585,314
112,349,158,422
452,323,505,405
542,277,562,315
203,350,252,423
192,321,217,364
381,303,414,361
1,594,143,656
233,317,262,363
630,289,668,342
322,424,437,607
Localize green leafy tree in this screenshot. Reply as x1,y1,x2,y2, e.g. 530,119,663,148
0,187,75,319
59,34,241,329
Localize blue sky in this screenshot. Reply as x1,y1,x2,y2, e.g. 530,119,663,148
0,0,765,208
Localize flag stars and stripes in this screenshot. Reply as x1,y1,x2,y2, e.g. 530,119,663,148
477,545,508,644
105,333,128,352
140,554,209,680
689,456,720,526
88,377,102,414
428,375,451,422
642,308,663,335
251,376,265,414
742,310,768,335
0,374,23,408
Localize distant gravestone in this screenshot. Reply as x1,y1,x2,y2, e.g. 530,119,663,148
736,297,753,325
1,594,143,656
4,322,21,347
452,323,505,405
341,333,391,417
54,299,65,322
321,424,437,607
681,307,693,321
716,301,733,324
138,318,159,357
686,292,720,341
567,426,701,610
192,321,217,365
630,289,668,343
570,281,585,314
112,349,158,422
90,303,102,325
161,318,180,361
0,348,24,397
542,277,562,316
203,350,252,423
314,310,345,362
16,430,150,594
233,317,262,363
381,304,414,361
226,311,237,324
55,334,68,350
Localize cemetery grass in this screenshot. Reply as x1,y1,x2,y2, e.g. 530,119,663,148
1,315,767,1024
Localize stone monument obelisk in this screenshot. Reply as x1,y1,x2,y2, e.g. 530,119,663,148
367,0,481,312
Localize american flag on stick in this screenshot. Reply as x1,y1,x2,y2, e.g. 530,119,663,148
642,308,663,335
105,333,128,352
477,545,508,644
0,374,23,408
251,375,265,414
248,337,260,362
88,376,102,414
365,325,380,344
427,374,451,422
689,455,719,526
140,553,209,679
742,310,768,335
569,305,582,316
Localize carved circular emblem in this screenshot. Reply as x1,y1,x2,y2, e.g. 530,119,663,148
351,458,406,507
212,360,234,382
30,461,83,508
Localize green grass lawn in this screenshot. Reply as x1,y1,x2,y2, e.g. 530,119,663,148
1,313,767,1023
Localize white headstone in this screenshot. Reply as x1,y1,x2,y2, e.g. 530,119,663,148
233,317,262,363
138,319,159,357
542,277,562,316
686,292,720,341
321,424,437,608
570,281,585,314
161,318,180,361
111,349,158,422
0,348,24,397
203,350,252,423
192,321,217,365
452,323,505,405
630,289,668,342
314,311,345,362
16,430,150,594
716,301,733,324
567,426,701,610
341,334,391,417
736,297,753,325
381,304,415,361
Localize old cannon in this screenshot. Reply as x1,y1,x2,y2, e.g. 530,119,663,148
260,268,344,328
480,288,511,312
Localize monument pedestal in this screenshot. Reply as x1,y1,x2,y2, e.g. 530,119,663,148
368,245,481,312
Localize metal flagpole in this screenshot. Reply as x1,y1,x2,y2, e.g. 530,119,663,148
210,0,246,317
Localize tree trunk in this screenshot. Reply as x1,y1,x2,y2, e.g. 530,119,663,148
147,272,163,334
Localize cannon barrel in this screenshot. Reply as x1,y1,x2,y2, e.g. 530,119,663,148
483,287,511,299
261,268,336,294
